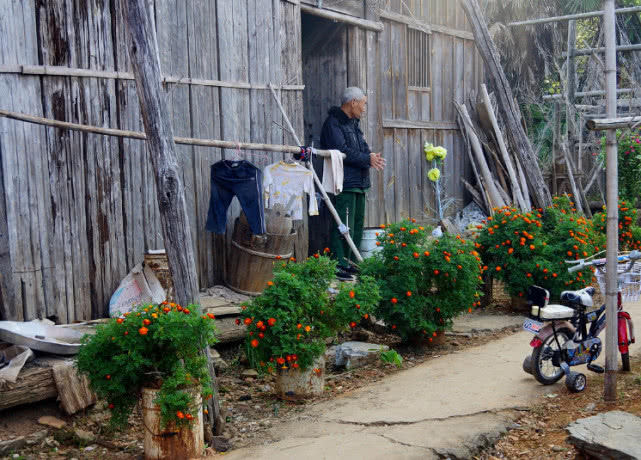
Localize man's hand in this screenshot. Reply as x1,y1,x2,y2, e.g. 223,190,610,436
369,152,386,171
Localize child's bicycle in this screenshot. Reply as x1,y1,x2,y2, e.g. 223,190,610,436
522,250,639,392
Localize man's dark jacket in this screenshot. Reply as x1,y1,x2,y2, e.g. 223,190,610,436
320,106,371,190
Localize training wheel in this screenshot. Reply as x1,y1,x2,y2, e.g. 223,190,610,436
565,372,587,393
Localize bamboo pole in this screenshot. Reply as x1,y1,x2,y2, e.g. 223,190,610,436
455,101,506,209
560,142,585,215
603,0,619,403
0,64,304,91
0,108,344,159
544,88,634,100
586,115,641,130
480,85,528,210
562,43,641,57
508,5,641,26
267,84,364,264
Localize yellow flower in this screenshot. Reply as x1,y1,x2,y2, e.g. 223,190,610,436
433,146,447,160
424,142,436,161
428,168,441,182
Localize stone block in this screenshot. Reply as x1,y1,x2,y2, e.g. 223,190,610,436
567,410,641,460
335,342,389,370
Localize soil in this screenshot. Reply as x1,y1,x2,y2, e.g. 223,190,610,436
0,306,521,460
478,356,641,460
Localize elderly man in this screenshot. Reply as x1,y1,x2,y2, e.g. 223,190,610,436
320,87,385,280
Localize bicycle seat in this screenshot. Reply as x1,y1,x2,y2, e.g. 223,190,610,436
560,287,595,308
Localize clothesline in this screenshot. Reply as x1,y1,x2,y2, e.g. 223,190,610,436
0,108,346,159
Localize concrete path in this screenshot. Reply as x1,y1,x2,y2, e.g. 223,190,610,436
212,300,641,460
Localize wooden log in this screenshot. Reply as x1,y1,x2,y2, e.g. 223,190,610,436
0,364,58,411
586,116,641,130
462,0,552,209
0,109,343,158
480,85,528,210
120,0,219,435
51,361,97,415
455,102,506,209
461,178,488,215
458,115,491,213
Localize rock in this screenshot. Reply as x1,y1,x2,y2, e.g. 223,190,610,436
240,369,258,378
0,437,26,455
335,342,389,370
584,403,596,412
38,416,67,429
551,445,564,452
211,436,232,452
25,430,47,446
567,411,641,459
324,345,338,362
74,429,96,443
210,349,228,372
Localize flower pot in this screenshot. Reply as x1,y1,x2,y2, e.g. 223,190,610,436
141,387,203,460
511,296,529,314
275,357,325,398
409,329,446,347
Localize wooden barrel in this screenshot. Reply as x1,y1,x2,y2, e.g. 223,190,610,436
141,387,203,460
226,217,297,296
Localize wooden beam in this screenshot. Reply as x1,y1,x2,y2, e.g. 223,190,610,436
0,109,343,158
382,119,459,130
300,4,384,31
508,5,641,27
0,65,304,91
586,116,641,130
378,9,432,34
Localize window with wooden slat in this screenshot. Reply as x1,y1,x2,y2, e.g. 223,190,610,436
407,27,431,89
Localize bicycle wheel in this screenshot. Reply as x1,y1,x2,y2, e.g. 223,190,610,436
532,328,573,385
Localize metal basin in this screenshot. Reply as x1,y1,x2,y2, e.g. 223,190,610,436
0,321,84,355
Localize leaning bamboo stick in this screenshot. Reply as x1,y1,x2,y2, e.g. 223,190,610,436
0,108,343,159
560,142,585,215
455,101,506,209
480,85,529,210
266,84,364,264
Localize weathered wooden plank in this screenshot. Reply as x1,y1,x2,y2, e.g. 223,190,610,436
383,130,396,223
442,34,454,121
301,0,365,18
365,29,382,226
188,0,221,288
394,129,409,221
382,119,458,130
391,22,407,120
431,32,443,121
51,361,97,415
408,129,423,220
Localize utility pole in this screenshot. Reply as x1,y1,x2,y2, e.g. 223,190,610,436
120,0,223,434
603,0,619,403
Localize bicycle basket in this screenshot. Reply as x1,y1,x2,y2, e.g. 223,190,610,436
595,265,641,303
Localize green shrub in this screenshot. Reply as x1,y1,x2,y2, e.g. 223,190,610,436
599,130,641,202
242,254,380,373
477,200,598,299
360,220,482,342
592,198,640,251
76,303,217,429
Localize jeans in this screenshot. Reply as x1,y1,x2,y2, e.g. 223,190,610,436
205,160,266,235
329,190,366,267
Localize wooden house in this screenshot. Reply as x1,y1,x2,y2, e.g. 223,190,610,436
0,0,483,323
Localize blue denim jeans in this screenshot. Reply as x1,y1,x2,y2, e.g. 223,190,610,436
205,160,266,235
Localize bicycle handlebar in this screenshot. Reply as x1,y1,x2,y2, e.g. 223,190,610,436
567,250,641,273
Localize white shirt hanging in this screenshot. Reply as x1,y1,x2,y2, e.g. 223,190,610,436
263,161,319,220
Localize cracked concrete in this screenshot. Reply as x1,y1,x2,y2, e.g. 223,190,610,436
211,300,641,459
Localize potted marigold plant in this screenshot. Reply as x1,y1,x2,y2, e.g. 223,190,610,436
476,197,599,304
360,220,483,344
242,254,380,397
76,302,217,459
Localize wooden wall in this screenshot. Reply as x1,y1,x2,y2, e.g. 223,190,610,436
0,0,304,323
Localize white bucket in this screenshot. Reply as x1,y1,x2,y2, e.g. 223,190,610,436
360,228,383,259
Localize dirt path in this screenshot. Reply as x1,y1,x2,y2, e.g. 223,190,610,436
211,300,641,460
